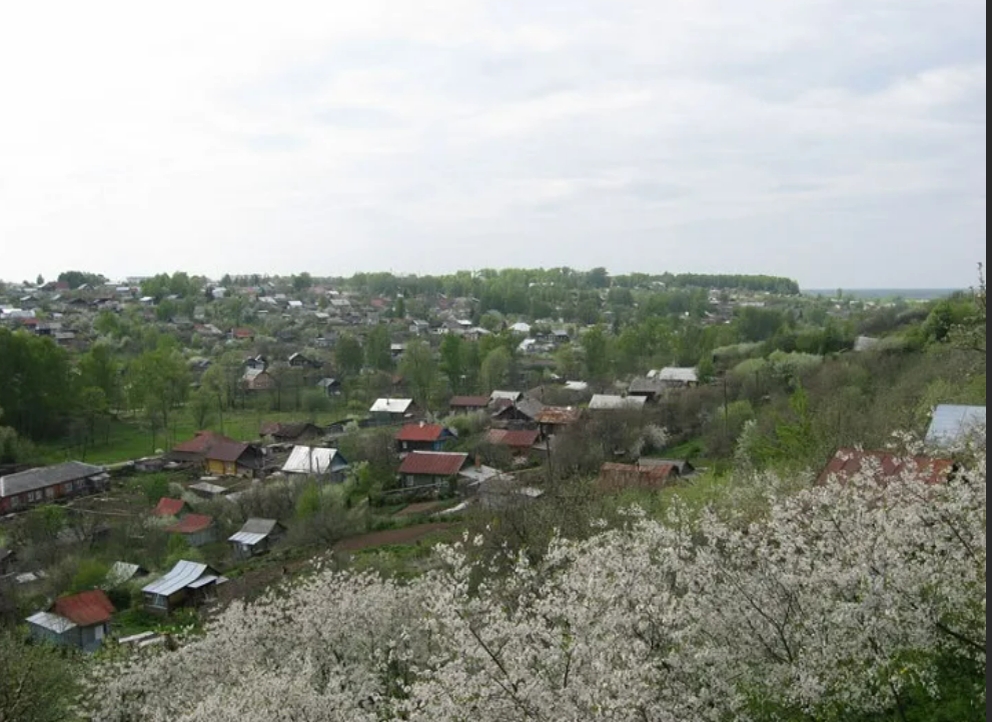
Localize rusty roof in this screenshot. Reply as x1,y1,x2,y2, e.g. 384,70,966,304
597,463,676,493
536,406,583,425
165,514,215,535
53,590,115,627
817,449,954,487
153,498,186,517
398,452,469,477
486,429,541,448
396,424,450,443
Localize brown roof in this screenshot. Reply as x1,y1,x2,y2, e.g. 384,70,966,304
165,514,215,535
172,431,233,456
536,407,583,425
261,422,320,440
817,449,954,487
53,590,115,627
396,424,449,443
153,498,186,517
206,439,251,463
597,463,676,493
450,396,491,408
486,429,541,449
398,452,469,477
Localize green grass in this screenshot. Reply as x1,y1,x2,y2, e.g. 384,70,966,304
34,407,357,465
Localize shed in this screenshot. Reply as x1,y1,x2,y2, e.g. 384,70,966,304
142,560,225,614
0,462,108,514
398,452,469,489
228,519,286,559
105,562,150,589
925,405,986,447
370,398,414,422
281,446,350,481
164,514,216,547
27,590,115,653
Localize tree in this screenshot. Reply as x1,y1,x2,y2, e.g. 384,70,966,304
35,274,44,287
480,347,511,391
366,325,393,372
439,334,465,392
335,334,364,377
87,450,986,722
581,325,611,379
0,631,79,722
79,344,122,411
399,340,438,410
128,347,191,446
75,386,109,452
293,273,313,292
58,270,106,290
189,387,215,429
394,296,406,320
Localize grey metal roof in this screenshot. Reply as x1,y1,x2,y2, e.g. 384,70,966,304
142,561,212,597
282,446,347,475
0,462,105,499
229,519,280,546
926,405,986,446
27,611,76,634
589,395,647,411
370,398,413,414
105,562,145,588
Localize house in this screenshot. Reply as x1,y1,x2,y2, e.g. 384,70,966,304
627,378,668,403
164,514,216,547
638,458,695,477
588,395,647,412
397,452,470,490
105,562,150,589
925,405,986,447
485,429,541,456
27,590,115,653
535,406,582,437
493,398,546,426
170,432,262,477
490,390,524,405
316,378,342,397
142,561,226,614
244,355,268,371
816,449,955,487
409,320,431,335
152,498,187,518
370,398,415,423
243,368,276,392
231,328,255,341
260,422,324,444
390,344,407,360
281,446,350,482
288,352,322,369
597,463,679,493
509,322,532,335
395,423,456,453
0,462,109,514
650,367,699,389
229,519,286,559
449,396,491,414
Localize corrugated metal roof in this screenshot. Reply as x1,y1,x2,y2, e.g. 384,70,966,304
655,367,699,383
142,561,212,597
486,429,541,448
1,461,105,499
925,405,986,446
229,519,280,546
589,395,646,411
27,611,77,634
399,452,469,477
490,390,523,403
106,562,144,587
187,575,219,590
817,449,954,487
370,398,413,414
396,424,449,443
153,498,186,517
282,446,346,475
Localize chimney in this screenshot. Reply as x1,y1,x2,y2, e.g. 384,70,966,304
475,454,482,469
419,420,426,428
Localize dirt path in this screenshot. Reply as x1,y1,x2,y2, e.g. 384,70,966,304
333,523,456,552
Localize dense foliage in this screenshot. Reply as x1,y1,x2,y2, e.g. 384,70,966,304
88,448,985,722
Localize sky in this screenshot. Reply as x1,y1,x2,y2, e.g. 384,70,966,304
0,0,985,290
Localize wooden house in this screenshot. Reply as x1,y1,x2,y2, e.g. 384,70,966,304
27,591,115,653
142,561,225,614
228,519,286,559
0,462,109,514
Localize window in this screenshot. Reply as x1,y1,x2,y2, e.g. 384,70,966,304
63,483,73,494
45,487,55,500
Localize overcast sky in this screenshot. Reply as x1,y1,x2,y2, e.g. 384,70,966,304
0,1,985,289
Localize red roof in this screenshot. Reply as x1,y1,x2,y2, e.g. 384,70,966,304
206,438,251,463
396,424,448,443
53,590,115,627
450,396,491,408
172,431,232,455
232,328,254,338
817,449,954,487
398,452,469,477
597,463,676,493
486,429,541,449
165,514,214,535
154,498,186,517
536,407,582,425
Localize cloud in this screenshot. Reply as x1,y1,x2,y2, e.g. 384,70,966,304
0,0,985,287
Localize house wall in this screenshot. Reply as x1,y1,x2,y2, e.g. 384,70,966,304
184,528,216,548
206,459,237,476
1,475,108,513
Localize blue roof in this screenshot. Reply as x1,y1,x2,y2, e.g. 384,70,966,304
926,405,986,446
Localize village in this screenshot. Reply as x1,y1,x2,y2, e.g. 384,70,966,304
0,270,985,655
